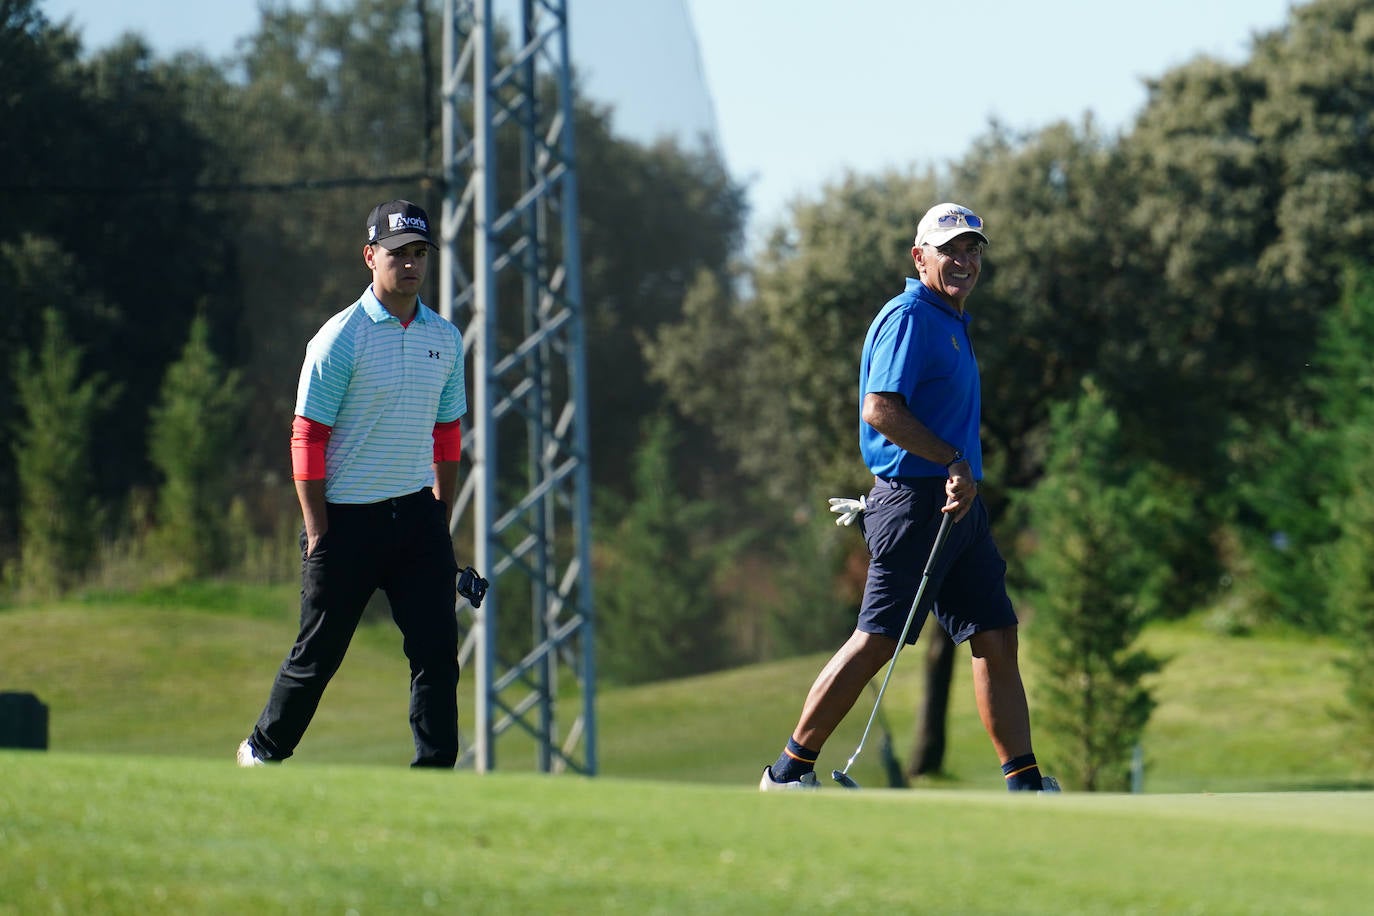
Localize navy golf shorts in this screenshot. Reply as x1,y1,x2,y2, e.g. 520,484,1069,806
857,476,1017,645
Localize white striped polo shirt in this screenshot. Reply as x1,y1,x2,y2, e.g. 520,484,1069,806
295,286,468,504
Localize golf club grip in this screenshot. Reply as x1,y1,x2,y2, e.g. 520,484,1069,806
923,512,955,577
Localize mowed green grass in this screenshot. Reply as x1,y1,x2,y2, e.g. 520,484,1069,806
3,751,1373,914
1,594,1373,911
0,594,1366,791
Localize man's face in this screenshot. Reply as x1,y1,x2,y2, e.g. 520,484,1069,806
365,240,431,299
913,232,983,308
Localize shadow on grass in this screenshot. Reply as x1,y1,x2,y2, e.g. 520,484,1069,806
1277,779,1374,791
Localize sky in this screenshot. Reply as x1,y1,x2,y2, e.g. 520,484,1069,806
42,0,1299,244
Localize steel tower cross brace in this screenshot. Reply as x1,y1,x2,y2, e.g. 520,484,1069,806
438,0,596,775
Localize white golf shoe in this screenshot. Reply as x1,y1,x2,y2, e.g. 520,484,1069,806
759,765,820,791
236,739,266,768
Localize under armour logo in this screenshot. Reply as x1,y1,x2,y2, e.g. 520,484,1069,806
428,350,441,359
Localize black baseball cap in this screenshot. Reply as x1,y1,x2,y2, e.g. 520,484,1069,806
366,199,437,249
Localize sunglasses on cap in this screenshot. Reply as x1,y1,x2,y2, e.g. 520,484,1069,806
935,211,983,229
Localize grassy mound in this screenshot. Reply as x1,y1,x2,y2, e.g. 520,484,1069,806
0,590,1367,791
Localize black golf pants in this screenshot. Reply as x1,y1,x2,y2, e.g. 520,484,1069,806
250,488,460,766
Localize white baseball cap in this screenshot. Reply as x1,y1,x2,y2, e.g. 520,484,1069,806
915,203,989,248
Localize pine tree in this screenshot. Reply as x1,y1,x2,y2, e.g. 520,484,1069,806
595,414,734,684
147,313,245,578
1317,267,1374,751
10,310,117,598
1021,379,1171,791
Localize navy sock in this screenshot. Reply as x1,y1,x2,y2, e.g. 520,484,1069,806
772,738,819,783
1002,753,1043,791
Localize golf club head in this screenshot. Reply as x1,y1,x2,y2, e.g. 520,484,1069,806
832,769,861,789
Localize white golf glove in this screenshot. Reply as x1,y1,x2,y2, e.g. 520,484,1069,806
828,495,867,527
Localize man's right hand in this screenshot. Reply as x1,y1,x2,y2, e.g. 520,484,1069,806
943,461,976,523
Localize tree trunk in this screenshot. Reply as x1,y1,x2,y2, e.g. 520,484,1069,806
908,627,957,777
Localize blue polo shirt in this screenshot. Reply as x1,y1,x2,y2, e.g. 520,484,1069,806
859,278,983,480
296,286,467,504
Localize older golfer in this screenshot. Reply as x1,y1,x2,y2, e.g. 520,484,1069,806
761,203,1057,792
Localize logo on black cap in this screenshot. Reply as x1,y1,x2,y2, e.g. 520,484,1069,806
366,200,436,249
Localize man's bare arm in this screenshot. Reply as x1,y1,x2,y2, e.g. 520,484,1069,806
862,391,976,520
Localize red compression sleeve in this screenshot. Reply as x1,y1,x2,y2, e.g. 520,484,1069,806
433,418,463,463
291,415,332,480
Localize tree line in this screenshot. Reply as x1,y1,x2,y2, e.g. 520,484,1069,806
3,0,1373,787
1,0,744,581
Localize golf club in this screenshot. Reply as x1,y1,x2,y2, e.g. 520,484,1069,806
833,510,954,789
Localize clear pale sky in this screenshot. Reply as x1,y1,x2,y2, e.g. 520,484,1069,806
41,0,1298,242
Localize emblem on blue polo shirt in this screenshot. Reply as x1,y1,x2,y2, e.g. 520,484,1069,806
428,349,441,359
950,334,960,352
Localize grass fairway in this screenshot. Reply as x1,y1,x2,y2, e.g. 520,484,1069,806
2,594,1373,911
2,752,1371,914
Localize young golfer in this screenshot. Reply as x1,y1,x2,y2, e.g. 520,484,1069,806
238,200,471,768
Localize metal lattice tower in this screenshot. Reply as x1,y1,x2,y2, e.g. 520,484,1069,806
438,0,595,775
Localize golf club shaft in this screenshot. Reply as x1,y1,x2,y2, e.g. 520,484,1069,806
840,511,954,777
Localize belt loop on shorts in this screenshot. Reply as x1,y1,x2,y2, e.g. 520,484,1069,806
876,475,944,494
